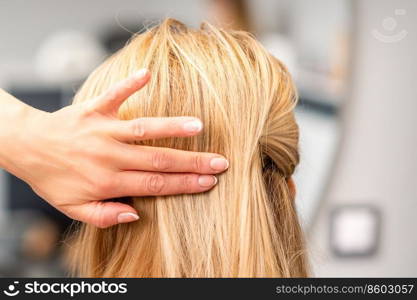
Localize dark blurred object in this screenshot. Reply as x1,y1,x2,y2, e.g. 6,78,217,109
21,217,61,261
102,20,158,53
0,211,66,277
208,0,253,32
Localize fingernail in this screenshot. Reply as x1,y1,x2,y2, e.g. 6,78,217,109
198,175,217,187
183,119,203,133
117,212,140,224
210,157,229,171
133,68,148,79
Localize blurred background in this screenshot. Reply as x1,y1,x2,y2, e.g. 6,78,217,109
0,0,416,277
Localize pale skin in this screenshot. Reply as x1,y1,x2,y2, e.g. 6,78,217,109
0,69,229,228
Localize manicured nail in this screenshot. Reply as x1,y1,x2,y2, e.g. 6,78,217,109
133,68,148,79
117,212,139,224
183,119,203,133
198,175,217,187
210,157,229,171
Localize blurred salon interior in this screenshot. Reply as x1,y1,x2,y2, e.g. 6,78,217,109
0,0,416,276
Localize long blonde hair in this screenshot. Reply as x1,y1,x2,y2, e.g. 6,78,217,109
70,18,308,277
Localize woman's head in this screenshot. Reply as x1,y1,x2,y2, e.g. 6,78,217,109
70,18,307,277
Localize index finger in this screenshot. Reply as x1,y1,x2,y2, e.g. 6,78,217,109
92,68,151,115
107,116,203,142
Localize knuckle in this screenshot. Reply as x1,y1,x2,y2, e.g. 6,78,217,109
81,101,103,119
181,175,195,193
168,119,180,133
124,78,136,89
132,119,146,138
80,138,106,160
193,155,203,172
81,101,97,117
151,152,173,171
146,174,165,194
89,203,108,228
108,86,121,100
95,217,109,229
95,214,108,228
95,176,114,195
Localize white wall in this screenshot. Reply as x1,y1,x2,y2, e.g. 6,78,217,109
310,0,417,276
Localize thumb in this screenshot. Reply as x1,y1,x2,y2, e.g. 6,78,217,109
73,201,139,228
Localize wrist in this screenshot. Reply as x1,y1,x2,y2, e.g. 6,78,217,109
0,90,42,173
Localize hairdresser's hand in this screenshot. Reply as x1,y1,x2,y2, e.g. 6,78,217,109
0,69,228,228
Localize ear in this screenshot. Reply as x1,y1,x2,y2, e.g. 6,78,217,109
286,177,296,199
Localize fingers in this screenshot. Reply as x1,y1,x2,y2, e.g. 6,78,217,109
115,145,229,174
108,116,203,142
70,171,219,228
92,68,151,115
112,171,218,197
72,201,139,228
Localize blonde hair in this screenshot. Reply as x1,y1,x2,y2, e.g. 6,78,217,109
70,19,308,277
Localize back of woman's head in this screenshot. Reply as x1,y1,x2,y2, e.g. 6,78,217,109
70,18,308,277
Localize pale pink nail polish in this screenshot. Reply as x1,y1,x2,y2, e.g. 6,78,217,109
198,175,217,187
209,158,229,171
133,68,148,79
117,212,140,224
183,120,203,133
